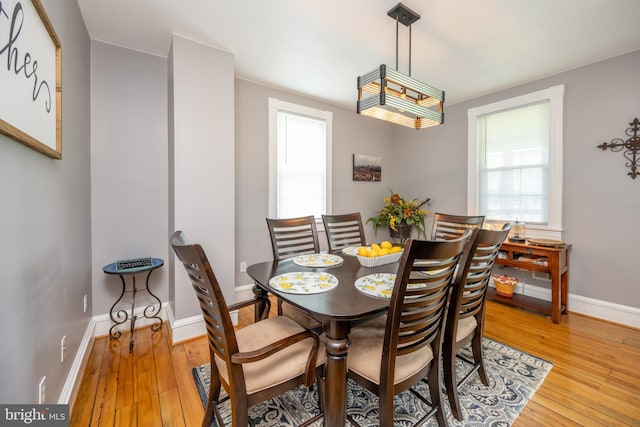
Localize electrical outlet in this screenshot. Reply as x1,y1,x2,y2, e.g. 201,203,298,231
38,376,46,404
240,261,247,273
83,294,87,313
60,336,66,363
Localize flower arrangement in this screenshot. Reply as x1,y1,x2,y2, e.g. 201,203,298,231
367,192,431,239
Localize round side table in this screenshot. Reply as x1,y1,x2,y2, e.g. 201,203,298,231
103,258,164,352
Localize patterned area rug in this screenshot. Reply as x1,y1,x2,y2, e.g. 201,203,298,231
192,338,552,426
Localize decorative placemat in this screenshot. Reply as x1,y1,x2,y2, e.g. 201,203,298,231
269,272,338,294
292,253,343,267
341,246,360,256
354,273,396,298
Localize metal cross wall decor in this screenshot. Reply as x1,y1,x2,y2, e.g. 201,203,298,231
597,117,640,179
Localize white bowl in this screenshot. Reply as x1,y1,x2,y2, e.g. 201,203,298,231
357,251,403,267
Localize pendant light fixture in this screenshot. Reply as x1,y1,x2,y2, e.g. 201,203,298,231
357,3,444,129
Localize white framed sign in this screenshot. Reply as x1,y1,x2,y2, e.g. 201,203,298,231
0,0,62,159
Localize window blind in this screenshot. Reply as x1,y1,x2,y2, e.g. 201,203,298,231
277,112,327,218
478,101,549,224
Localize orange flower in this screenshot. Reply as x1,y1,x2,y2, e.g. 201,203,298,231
367,191,431,240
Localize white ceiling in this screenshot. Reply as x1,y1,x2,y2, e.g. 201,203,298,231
77,0,640,108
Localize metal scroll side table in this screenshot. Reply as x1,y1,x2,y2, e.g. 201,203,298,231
103,258,164,352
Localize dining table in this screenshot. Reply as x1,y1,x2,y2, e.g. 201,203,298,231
246,251,400,427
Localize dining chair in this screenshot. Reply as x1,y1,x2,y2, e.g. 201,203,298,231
431,212,485,240
442,222,512,421
346,231,477,427
170,231,325,427
321,212,366,252
265,216,323,330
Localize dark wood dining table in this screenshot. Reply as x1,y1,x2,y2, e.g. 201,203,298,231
247,253,399,427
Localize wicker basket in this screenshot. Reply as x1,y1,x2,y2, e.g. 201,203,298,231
493,274,518,297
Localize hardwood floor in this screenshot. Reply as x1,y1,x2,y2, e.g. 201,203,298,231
70,301,640,426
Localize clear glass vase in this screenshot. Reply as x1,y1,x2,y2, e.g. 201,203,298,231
389,223,412,245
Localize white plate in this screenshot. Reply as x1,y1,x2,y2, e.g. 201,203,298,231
293,253,343,267
269,272,339,294
341,246,360,256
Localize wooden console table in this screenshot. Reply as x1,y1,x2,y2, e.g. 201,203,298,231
489,241,570,323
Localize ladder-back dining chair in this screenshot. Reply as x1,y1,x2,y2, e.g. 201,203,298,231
431,213,485,240
265,216,323,330
345,231,477,427
442,223,512,421
321,212,366,252
170,231,324,427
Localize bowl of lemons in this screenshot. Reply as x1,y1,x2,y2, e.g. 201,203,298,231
356,241,403,267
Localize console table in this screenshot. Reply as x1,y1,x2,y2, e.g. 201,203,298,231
103,258,164,352
489,241,570,323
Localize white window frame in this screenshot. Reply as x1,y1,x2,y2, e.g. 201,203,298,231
467,85,564,240
268,97,333,221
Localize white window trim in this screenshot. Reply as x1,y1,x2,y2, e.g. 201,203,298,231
268,97,333,220
467,85,564,240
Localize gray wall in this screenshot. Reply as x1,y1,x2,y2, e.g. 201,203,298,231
90,41,169,316
0,0,91,403
168,35,236,321
397,50,640,307
234,79,399,283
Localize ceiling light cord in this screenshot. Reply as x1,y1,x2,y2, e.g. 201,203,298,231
409,23,412,77
395,14,399,71
395,11,413,76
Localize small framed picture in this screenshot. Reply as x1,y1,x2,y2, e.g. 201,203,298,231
353,154,382,182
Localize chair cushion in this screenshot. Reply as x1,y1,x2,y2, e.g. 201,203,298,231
347,316,434,385
214,316,325,394
456,316,478,343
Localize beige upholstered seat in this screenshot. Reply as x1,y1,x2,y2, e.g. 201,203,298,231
431,212,485,240
321,212,366,252
170,230,324,427
346,232,476,427
443,223,512,421
266,216,323,330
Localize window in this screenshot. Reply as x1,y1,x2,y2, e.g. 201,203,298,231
268,98,332,219
468,85,564,239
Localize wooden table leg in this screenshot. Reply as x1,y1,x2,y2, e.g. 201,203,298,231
550,254,561,324
252,284,271,322
322,321,350,427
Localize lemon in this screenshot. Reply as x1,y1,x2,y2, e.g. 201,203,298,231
379,248,390,256
369,249,380,257
371,243,381,252
357,246,368,256
390,246,402,253
380,240,392,249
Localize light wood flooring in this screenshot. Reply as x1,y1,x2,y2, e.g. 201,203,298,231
70,300,640,426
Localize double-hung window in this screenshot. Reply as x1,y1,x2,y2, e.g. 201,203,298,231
268,98,333,219
467,85,564,239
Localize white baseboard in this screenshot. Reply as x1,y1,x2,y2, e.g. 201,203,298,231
92,303,168,337
62,281,638,405
58,317,96,405
235,283,255,302
164,296,243,345
491,281,640,328
168,309,205,344
569,294,640,329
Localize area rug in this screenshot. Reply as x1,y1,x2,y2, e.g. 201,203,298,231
192,338,552,426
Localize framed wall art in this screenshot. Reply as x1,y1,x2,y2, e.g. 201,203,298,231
353,153,382,181
0,0,62,159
